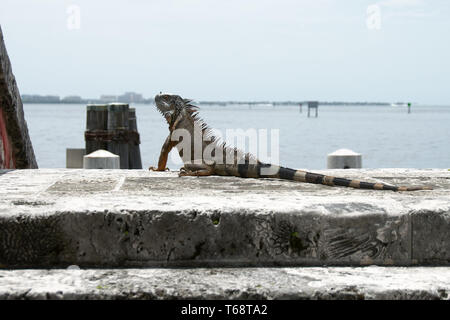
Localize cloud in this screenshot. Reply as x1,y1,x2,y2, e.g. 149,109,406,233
374,0,436,19
378,0,424,8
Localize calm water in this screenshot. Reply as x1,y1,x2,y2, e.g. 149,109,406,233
23,103,450,170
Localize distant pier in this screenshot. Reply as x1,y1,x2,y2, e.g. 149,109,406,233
307,101,319,118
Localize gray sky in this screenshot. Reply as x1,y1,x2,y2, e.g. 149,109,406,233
1,0,449,103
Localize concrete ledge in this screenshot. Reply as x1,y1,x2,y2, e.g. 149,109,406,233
0,169,449,267
0,267,448,300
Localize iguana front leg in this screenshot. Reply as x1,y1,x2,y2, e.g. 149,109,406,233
149,134,177,171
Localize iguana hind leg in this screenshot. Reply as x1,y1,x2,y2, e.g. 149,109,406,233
179,164,214,177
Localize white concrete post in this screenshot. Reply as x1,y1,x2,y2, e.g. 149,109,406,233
83,149,120,169
327,149,362,169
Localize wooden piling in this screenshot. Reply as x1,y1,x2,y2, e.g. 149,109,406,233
85,104,108,154
107,103,129,169
128,108,142,169
84,103,142,169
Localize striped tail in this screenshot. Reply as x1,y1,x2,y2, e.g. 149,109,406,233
259,165,432,191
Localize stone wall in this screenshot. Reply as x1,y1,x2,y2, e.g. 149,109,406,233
0,26,37,169
0,169,448,268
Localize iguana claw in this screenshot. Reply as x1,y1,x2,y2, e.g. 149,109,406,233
179,167,189,176
149,166,170,171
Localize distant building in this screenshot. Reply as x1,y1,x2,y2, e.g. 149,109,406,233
99,95,118,103
61,95,83,103
21,95,60,103
118,92,144,103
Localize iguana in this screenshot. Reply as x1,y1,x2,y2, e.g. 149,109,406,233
149,93,432,191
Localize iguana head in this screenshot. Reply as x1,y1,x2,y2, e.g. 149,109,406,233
155,93,197,125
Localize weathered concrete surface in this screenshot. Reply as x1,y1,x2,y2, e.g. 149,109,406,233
0,267,448,300
0,26,37,169
0,169,449,267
